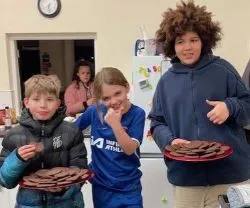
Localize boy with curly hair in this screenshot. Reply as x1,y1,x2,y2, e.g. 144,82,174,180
0,75,87,208
149,1,250,207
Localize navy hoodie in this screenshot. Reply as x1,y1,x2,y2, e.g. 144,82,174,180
149,54,250,186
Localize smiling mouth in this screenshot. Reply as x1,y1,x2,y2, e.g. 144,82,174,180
111,104,122,110
184,53,193,58
38,112,49,116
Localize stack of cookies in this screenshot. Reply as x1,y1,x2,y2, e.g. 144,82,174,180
22,167,90,189
165,140,231,159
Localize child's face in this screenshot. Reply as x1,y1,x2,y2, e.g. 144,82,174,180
174,31,202,66
77,66,91,84
24,92,61,121
101,84,130,113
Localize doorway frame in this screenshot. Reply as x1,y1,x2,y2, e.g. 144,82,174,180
7,33,97,114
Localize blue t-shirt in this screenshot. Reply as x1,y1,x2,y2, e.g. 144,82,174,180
76,104,145,191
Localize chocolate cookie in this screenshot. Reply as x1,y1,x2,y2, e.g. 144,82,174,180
200,152,217,158
184,155,199,159
27,177,44,183
57,181,71,185
47,167,63,176
216,150,225,155
81,174,89,179
199,141,210,149
213,143,222,148
36,183,56,187
191,149,206,153
35,169,50,178
23,181,38,186
176,149,190,154
69,168,80,176
66,173,81,182
205,145,220,153
57,175,72,182
165,145,175,152
80,169,88,175
30,141,44,153
169,152,184,157
183,140,202,149
21,167,91,190
185,152,198,156
209,141,217,147
220,146,230,151
171,144,181,150
53,170,70,178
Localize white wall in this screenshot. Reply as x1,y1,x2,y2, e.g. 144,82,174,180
0,0,250,100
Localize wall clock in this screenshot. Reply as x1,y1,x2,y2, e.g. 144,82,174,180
38,0,61,18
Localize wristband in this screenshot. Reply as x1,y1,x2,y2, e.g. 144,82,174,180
83,101,88,109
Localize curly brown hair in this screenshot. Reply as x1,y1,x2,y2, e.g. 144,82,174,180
156,0,222,59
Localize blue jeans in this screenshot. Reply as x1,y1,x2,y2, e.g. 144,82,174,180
15,191,85,208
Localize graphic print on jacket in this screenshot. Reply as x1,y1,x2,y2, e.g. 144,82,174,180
52,135,63,150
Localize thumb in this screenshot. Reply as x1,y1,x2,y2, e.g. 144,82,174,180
206,100,219,106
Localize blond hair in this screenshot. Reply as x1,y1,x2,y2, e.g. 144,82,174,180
94,67,128,100
24,74,61,98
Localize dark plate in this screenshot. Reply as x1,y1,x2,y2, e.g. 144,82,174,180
19,170,94,190
164,143,233,162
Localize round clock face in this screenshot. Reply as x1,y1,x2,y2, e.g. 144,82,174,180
38,0,61,17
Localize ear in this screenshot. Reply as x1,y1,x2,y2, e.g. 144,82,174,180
126,84,130,93
57,99,61,107
23,97,29,108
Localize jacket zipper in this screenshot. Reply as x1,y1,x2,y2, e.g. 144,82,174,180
191,72,200,138
41,124,45,169
41,124,47,206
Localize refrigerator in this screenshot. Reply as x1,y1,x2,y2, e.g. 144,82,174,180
132,56,174,208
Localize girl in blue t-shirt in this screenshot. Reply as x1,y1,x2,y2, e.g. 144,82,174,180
75,67,146,208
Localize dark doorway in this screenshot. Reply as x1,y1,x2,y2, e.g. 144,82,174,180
16,39,95,103
74,40,94,63
17,40,41,100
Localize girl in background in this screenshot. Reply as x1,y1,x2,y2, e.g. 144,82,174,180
64,59,96,117
76,67,145,208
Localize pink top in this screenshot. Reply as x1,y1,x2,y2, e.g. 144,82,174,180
64,81,94,116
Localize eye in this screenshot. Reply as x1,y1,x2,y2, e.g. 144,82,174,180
47,97,56,101
191,38,200,43
175,39,183,44
31,96,39,101
115,91,121,96
102,97,110,102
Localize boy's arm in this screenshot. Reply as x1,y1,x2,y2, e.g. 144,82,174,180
69,129,88,169
0,148,29,189
224,67,250,126
149,83,176,152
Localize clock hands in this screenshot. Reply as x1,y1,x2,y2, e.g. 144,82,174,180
38,0,61,17
47,3,51,13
